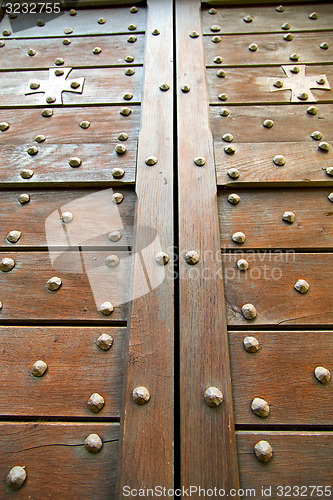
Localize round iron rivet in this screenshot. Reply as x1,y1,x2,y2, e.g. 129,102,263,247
0,122,9,131
155,252,169,266
273,80,283,88
20,169,34,179
61,211,73,223
46,95,56,103
125,68,135,76
123,92,133,101
273,154,286,166
112,167,125,179
248,43,258,52
251,397,270,418
254,441,273,463
243,15,253,23
216,69,226,78
307,106,318,115
87,393,105,412
320,42,329,50
152,29,160,36
309,12,318,20
62,38,71,45
220,108,230,116
290,53,299,61
159,83,170,91
54,69,64,77
283,33,294,41
218,93,228,101
314,366,331,384
27,48,36,56
6,231,21,244
130,6,138,13
263,119,274,128
55,58,64,66
80,121,90,129
0,301,2,310
69,157,82,168
132,386,150,405
181,85,190,93
145,156,158,166
227,168,240,179
18,193,30,204
185,250,199,265
282,211,295,223
127,36,137,43
326,167,333,177
69,9,77,15
85,434,103,454
281,22,291,30
210,25,221,32
243,336,259,352
290,66,300,74
46,277,62,291
112,193,124,204
211,36,222,43
222,133,234,142
204,387,223,408
115,144,127,154
317,77,326,85
214,56,223,64
98,17,106,24
30,82,40,90
120,107,132,116
128,24,137,31
276,5,284,12
242,303,257,320
209,8,217,15
311,130,323,140
7,466,27,490
0,257,15,272
105,255,119,267
37,19,45,27
99,301,113,316
34,134,46,143
189,31,199,39
237,258,249,271
294,279,309,294
318,141,330,152
108,230,121,242
232,231,246,244
92,46,102,54
31,360,48,377
194,157,206,166
224,145,236,155
0,40,5,47
125,55,134,63
118,132,128,141
70,81,80,89
328,193,333,203
41,109,53,117
228,193,240,205
2,29,11,36
64,28,73,34
96,333,114,351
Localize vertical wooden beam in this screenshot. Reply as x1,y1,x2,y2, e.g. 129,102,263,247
176,0,240,494
116,0,174,496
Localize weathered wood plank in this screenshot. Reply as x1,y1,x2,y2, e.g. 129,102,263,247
0,35,144,70
207,65,333,104
204,31,333,66
0,67,143,107
229,330,332,425
215,141,333,186
176,0,240,494
0,422,119,499
202,3,333,34
223,252,333,326
0,251,131,322
237,431,333,498
0,326,125,417
0,188,135,248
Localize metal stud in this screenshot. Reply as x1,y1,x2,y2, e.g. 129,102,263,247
320,42,329,50
85,434,103,454
125,56,134,63
282,211,295,223
194,157,206,166
62,38,71,45
248,43,258,52
31,360,48,377
155,252,170,266
61,212,73,223
120,107,132,116
251,397,270,418
216,69,226,78
46,95,56,103
123,92,133,101
0,301,2,310
127,36,137,43
125,68,135,76
152,29,160,36
227,168,240,179
211,36,222,43
34,134,46,143
130,6,138,13
328,193,333,203
242,303,257,319
96,333,114,351
6,231,21,244
181,85,190,93
64,28,73,34
0,257,15,272
30,82,40,90
3,29,11,36
237,258,249,271
204,387,223,408
55,57,64,66
220,108,230,117
27,146,38,156
309,12,318,20
37,20,45,27
18,193,30,204
112,193,124,204
159,83,170,91
232,232,246,244
222,133,234,142
224,145,236,155
54,69,64,76
145,156,158,166
263,119,274,128
314,366,331,384
46,277,62,291
317,77,326,85
311,130,323,140
105,255,119,268
69,157,82,168
7,466,27,490
98,17,106,24
0,122,10,131
118,132,128,141
307,106,318,115
115,144,127,154
243,15,253,23
243,336,259,352
289,53,299,61
254,441,273,463
318,141,330,152
98,301,113,316
294,279,309,294
132,386,150,405
0,40,5,47
283,33,294,41
228,193,240,205
276,5,284,12
213,56,223,64
185,250,199,265
41,109,53,117
92,47,102,54
273,80,283,88
210,25,221,32
273,154,286,166
290,66,300,74
209,8,217,14
27,48,36,56
108,230,122,242
326,167,333,177
20,169,34,179
87,393,105,412
189,31,199,39
128,24,137,31
218,93,228,101
69,9,77,15
112,167,125,179
80,121,90,129
281,22,291,30
70,81,81,89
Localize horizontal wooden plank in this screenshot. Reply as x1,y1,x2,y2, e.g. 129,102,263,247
210,104,333,143
0,188,135,248
204,31,333,66
202,3,333,34
230,331,332,425
207,65,333,104
218,187,333,249
0,251,131,321
237,431,333,498
223,253,333,326
0,422,118,498
0,326,125,417
0,6,146,38
0,34,144,70
215,141,333,186
0,67,143,107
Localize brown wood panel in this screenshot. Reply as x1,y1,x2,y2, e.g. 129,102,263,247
218,187,333,249
210,104,333,143
229,331,332,426
0,326,125,417
215,141,333,186
0,35,144,70
0,422,119,499
0,67,143,107
207,65,333,104
0,251,131,322
204,31,333,66
223,252,333,326
0,6,146,38
202,3,333,34
237,431,333,499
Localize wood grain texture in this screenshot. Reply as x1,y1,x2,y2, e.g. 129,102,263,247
177,0,240,493
204,31,333,66
117,0,174,494
207,65,333,104
223,252,333,326
0,326,125,417
229,330,332,425
0,35,144,70
237,431,333,498
0,422,119,499
202,3,333,34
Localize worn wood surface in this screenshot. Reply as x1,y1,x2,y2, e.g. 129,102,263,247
0,326,125,417
202,3,333,34
229,330,332,425
0,35,144,70
223,252,333,326
237,431,333,498
0,422,119,499
177,0,240,493
117,0,174,495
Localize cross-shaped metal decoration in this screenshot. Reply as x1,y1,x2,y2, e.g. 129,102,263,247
25,67,85,104
268,65,331,103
